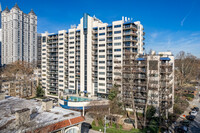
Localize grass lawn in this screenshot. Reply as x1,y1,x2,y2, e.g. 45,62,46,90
92,125,146,133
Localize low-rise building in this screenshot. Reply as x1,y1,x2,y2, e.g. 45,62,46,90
0,96,84,133
1,73,37,98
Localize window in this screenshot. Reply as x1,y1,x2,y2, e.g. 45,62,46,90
99,33,105,36
70,32,74,34
59,52,63,54
99,78,105,80
70,42,74,44
70,56,74,59
99,39,105,41
99,89,105,92
59,33,63,36
99,55,105,58
114,37,121,40
99,83,105,86
114,42,121,46
99,66,105,69
59,57,63,59
42,37,46,42
70,81,74,83
114,49,121,52
99,50,105,52
99,44,105,47
70,85,74,88
59,43,63,45
70,37,74,39
114,55,121,57
99,72,105,75
70,51,74,54
99,61,105,63
59,47,63,50
59,38,63,40
59,70,63,73
99,27,105,30
70,46,74,49
42,44,46,47
59,66,63,68
70,76,74,78
114,31,121,34
69,61,74,63
70,66,74,68
70,71,74,73
114,25,121,28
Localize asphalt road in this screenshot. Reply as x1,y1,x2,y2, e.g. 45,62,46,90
188,86,200,133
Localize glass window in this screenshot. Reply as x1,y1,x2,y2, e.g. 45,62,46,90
114,25,121,28
114,31,121,34
99,33,105,36
114,49,121,52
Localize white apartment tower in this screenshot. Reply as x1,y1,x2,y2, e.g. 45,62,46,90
41,14,145,98
1,4,37,65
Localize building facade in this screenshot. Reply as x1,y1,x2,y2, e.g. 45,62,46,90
1,4,37,65
123,51,174,117
41,14,145,98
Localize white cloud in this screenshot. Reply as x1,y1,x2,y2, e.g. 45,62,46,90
145,31,200,57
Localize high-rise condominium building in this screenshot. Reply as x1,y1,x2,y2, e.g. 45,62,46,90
41,13,145,98
1,4,37,65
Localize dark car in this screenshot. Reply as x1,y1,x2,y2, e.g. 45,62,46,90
186,115,195,121
81,122,92,133
180,120,190,127
176,126,188,133
192,107,199,112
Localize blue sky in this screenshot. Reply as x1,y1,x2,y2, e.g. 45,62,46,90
2,0,200,57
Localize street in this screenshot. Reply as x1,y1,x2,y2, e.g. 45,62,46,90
175,86,200,133
188,86,200,133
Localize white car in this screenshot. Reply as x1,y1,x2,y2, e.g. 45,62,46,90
191,110,197,116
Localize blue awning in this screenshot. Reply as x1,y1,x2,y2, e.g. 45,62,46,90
93,27,97,29
107,24,112,27
160,57,171,61
76,30,80,32
136,58,146,61
123,21,133,25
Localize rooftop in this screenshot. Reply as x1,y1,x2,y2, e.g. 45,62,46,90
0,97,84,133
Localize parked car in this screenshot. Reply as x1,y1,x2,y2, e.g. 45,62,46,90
176,126,188,133
180,120,190,127
191,110,197,116
186,115,195,121
192,107,199,112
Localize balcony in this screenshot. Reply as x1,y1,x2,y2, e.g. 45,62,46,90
107,40,112,43
123,38,137,43
123,25,137,31
123,32,137,36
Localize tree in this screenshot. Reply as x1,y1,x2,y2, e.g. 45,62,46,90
108,84,124,114
146,105,156,120
1,61,35,98
36,84,44,97
175,51,199,86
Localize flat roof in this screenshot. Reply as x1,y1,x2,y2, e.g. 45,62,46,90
0,97,84,133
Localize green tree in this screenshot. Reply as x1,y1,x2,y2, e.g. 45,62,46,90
146,105,156,120
36,84,44,97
